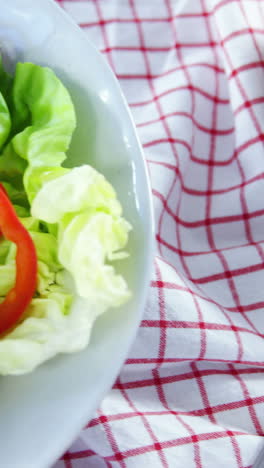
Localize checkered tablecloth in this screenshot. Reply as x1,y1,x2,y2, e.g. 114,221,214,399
54,1,264,467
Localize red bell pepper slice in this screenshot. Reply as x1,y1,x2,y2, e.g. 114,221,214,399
0,183,37,335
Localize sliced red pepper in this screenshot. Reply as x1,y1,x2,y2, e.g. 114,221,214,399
0,183,37,335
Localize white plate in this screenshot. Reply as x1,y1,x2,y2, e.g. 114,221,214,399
0,1,154,467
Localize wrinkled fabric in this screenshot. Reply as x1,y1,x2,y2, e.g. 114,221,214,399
54,1,264,467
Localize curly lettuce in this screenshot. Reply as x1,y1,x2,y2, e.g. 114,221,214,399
0,60,131,375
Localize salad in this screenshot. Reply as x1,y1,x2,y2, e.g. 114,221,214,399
0,56,131,375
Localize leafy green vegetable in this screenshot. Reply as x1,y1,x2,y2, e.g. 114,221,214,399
0,56,13,116
12,62,76,201
0,91,10,149
0,263,15,296
31,165,122,222
59,210,131,308
0,62,76,202
32,165,131,309
0,59,131,375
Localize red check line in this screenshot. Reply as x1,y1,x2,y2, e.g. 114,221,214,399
62,449,110,467
97,408,126,467
196,10,242,454
153,187,264,228
155,260,167,365
145,133,264,167
144,137,191,152
127,0,177,361
141,319,264,339
235,97,264,116
197,0,239,368
120,60,264,102
148,160,264,197
193,133,264,165
226,2,264,338
79,17,174,28
156,233,263,257
236,5,264,270
229,364,263,435
151,274,264,314
152,367,203,468
222,27,264,45
112,366,264,390
191,361,219,429
127,83,229,105
126,357,264,366
63,449,112,466
130,5,202,467
187,262,263,285
143,41,217,50
229,3,264,354
118,3,184,466
116,376,169,467
221,28,264,152
195,363,244,468
230,61,264,79
102,57,264,102
151,272,264,312
61,452,72,468
60,430,248,462
161,0,208,365
88,391,264,429
77,10,255,28
119,61,225,85
94,1,115,71
100,27,264,55
127,6,202,465
102,43,217,53
97,430,249,461
138,110,234,135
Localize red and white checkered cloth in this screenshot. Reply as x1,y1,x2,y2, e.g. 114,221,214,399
54,1,264,467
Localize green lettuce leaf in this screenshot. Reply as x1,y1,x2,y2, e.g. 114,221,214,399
59,210,131,308
0,61,76,201
0,295,96,375
0,55,13,111
0,57,11,149
0,263,15,296
32,164,131,310
31,165,122,223
0,91,10,149
0,59,131,376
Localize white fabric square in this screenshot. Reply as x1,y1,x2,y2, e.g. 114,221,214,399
160,88,193,115
179,191,206,222
211,221,248,249
142,21,174,48
154,67,188,96
165,327,202,359
63,1,97,23
112,50,147,75
138,120,165,146
186,251,224,280
211,189,241,218
174,16,209,44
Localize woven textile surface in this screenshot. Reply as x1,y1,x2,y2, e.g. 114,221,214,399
54,1,264,467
